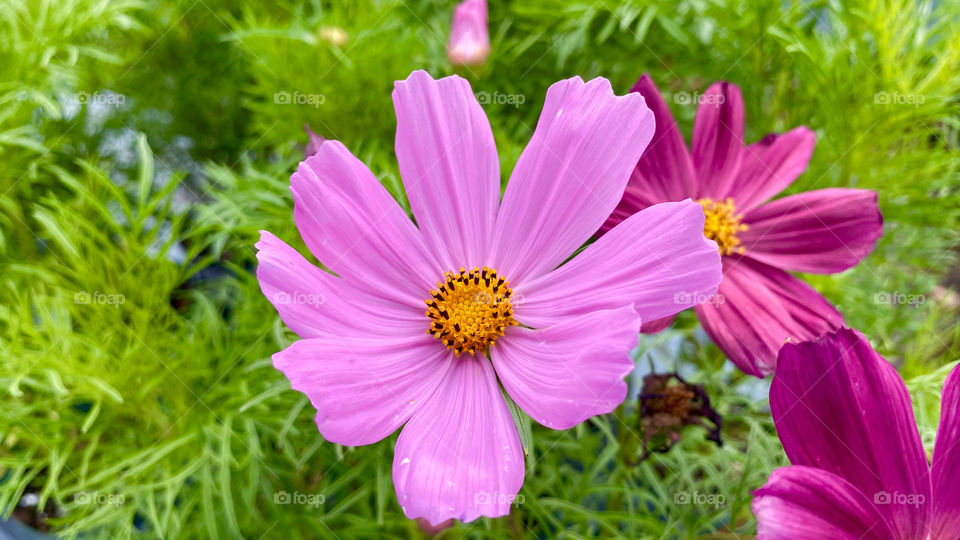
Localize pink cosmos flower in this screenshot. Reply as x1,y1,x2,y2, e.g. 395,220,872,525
447,0,489,66
256,70,722,525
752,327,960,539
601,75,883,377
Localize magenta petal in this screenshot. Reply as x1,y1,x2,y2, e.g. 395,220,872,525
446,0,489,66
272,335,451,446
730,127,815,211
291,141,438,307
304,124,327,158
515,200,720,328
753,466,895,540
600,74,696,234
393,71,499,270
695,256,843,376
931,364,960,539
641,314,676,334
491,306,639,430
691,81,744,198
771,328,931,539
393,356,524,525
491,76,654,284
256,231,423,338
741,188,882,274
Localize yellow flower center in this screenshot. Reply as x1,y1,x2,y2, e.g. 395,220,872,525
698,198,748,256
425,267,517,356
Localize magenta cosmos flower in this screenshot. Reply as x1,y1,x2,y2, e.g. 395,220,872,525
447,0,489,66
601,75,883,377
256,70,722,525
752,327,960,539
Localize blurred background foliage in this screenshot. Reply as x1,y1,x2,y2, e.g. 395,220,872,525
0,0,958,538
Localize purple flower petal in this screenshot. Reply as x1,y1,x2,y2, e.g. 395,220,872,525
691,81,744,198
695,256,843,376
490,76,654,284
741,188,882,274
491,306,640,430
291,141,439,308
446,0,489,66
393,71,500,270
730,127,815,211
600,74,696,235
753,466,895,540
393,356,524,525
640,314,676,334
304,124,327,158
932,364,960,539
272,335,452,446
514,200,721,328
771,328,931,539
255,231,424,338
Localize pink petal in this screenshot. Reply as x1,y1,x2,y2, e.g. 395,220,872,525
272,334,452,447
771,328,931,539
446,0,489,66
393,356,524,525
931,364,960,539
491,306,640,430
691,81,744,198
393,71,499,270
255,231,424,338
730,127,816,211
753,466,895,540
291,141,439,308
514,200,721,328
740,188,882,274
304,124,327,158
695,256,843,376
641,314,676,334
600,74,696,234
490,76,654,284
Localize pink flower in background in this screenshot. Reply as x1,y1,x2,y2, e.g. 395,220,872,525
752,327,960,539
447,0,489,66
601,74,882,377
303,124,326,158
257,70,721,525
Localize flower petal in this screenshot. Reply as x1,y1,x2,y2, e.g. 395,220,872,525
291,141,438,308
393,71,500,270
753,466,895,540
931,364,960,539
771,327,931,539
740,188,882,274
515,200,721,328
491,76,654,284
256,231,424,338
695,256,843,376
691,81,744,198
641,314,676,334
600,74,696,234
447,0,490,66
491,306,640,430
272,334,451,446
393,356,524,525
730,127,816,211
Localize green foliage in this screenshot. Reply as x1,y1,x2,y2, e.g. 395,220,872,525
0,0,958,538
